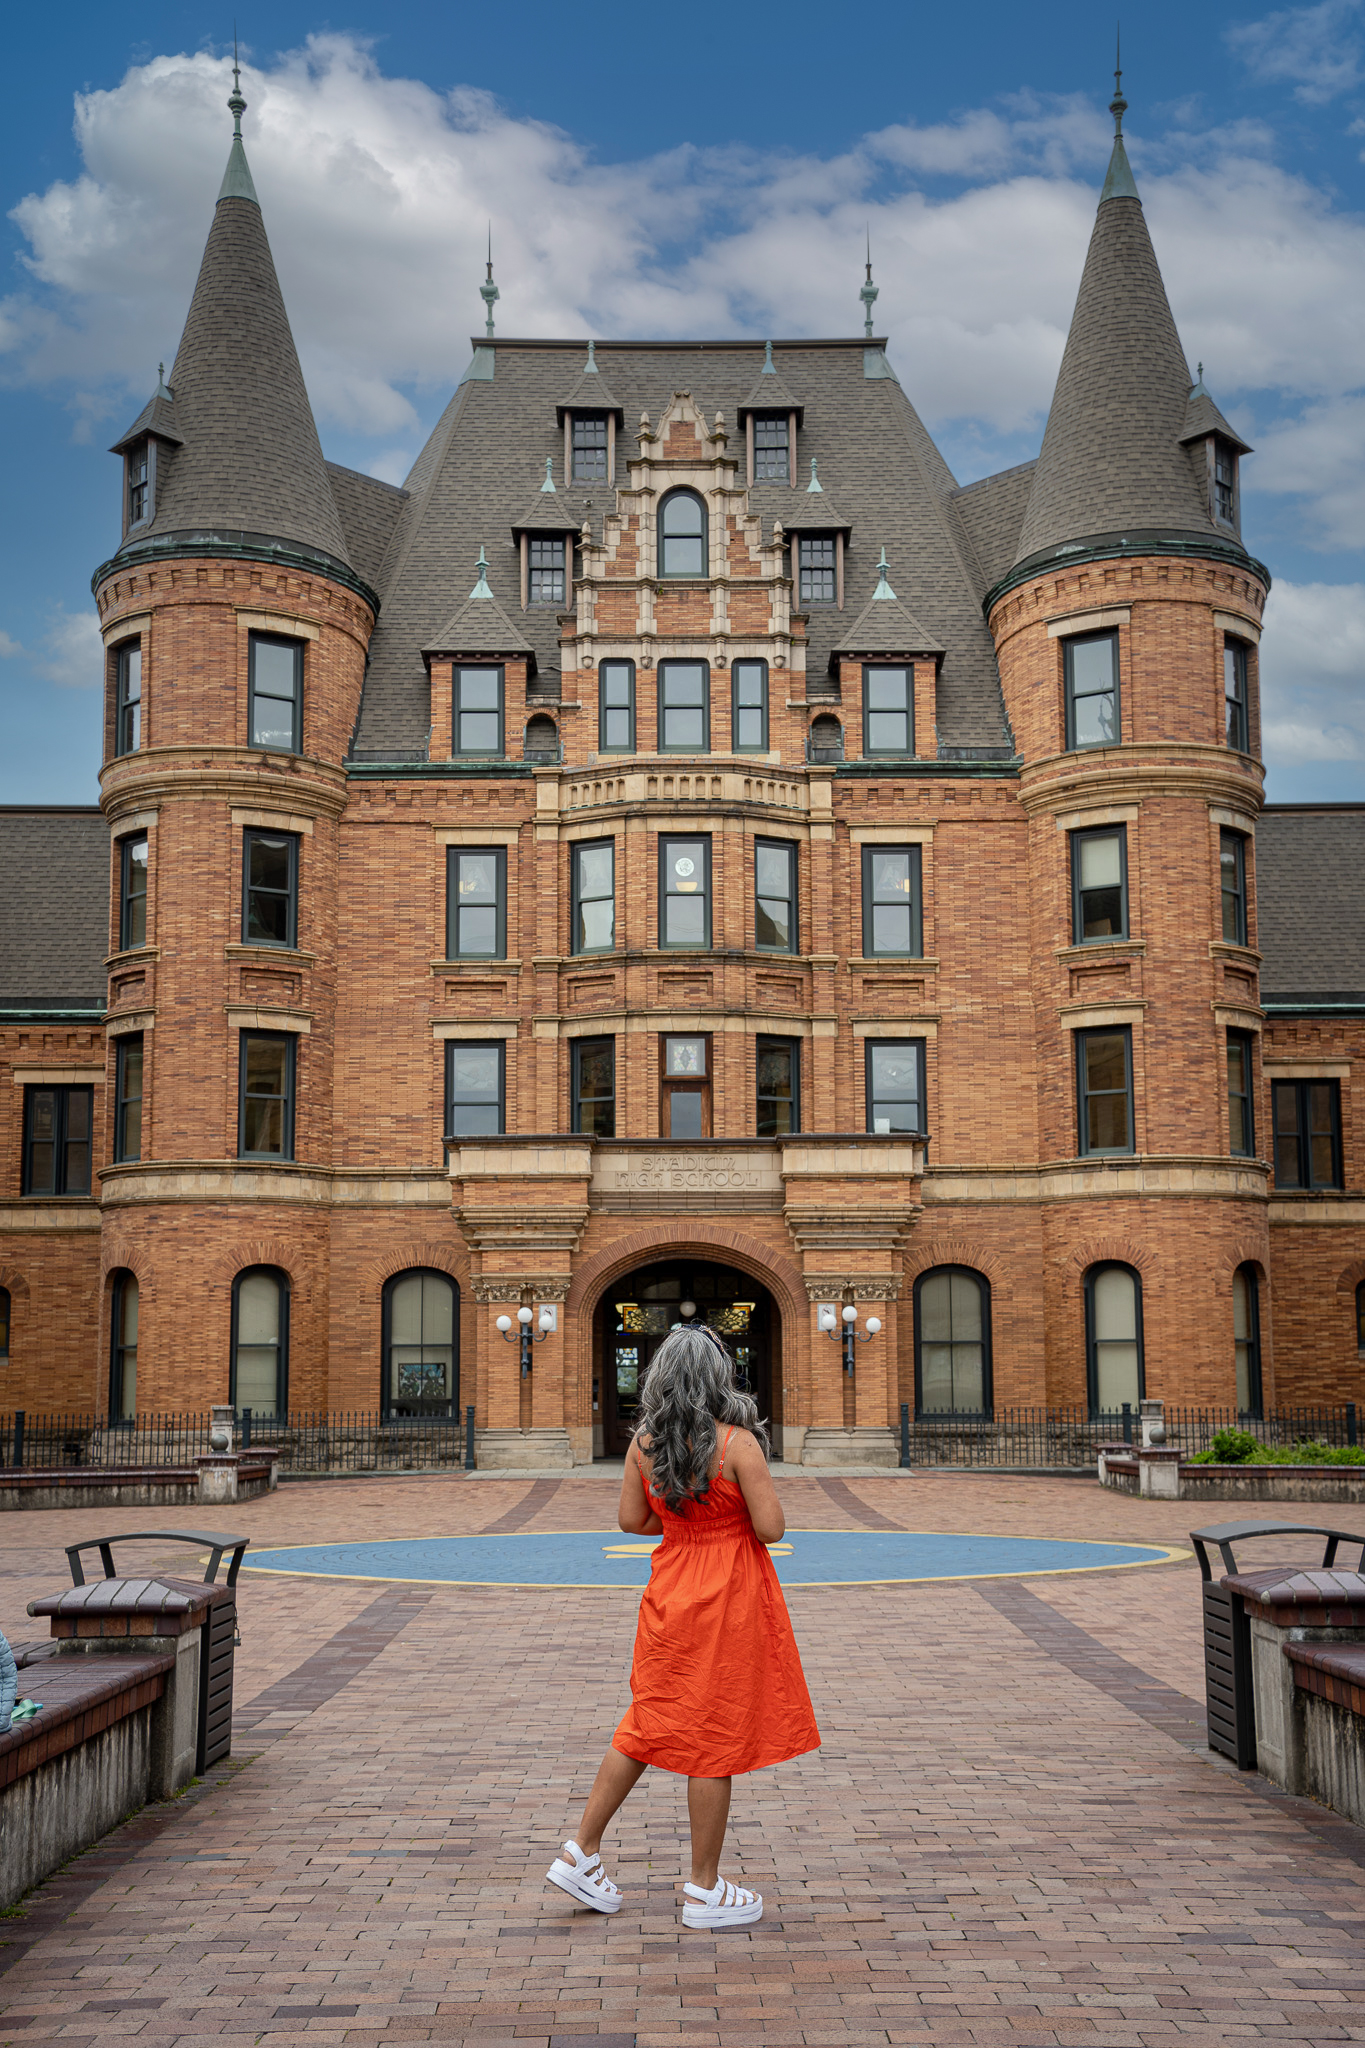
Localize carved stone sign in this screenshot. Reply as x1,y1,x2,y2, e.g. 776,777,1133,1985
594,1147,781,1195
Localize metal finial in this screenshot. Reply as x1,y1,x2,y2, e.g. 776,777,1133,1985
873,547,897,600
859,229,879,339
1110,23,1127,136
1198,360,1204,380
480,226,499,338
762,339,775,375
228,28,246,137
468,546,493,599
807,457,824,494
541,456,556,494
584,338,598,373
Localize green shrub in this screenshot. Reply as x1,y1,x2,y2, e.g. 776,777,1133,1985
1188,1432,1365,1467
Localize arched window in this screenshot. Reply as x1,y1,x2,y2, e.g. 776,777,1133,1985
1233,1265,1263,1418
384,1270,458,1418
109,1272,138,1421
915,1267,991,1417
1084,1263,1143,1419
231,1267,289,1419
808,714,843,763
658,490,707,578
523,714,559,762
0,1284,10,1364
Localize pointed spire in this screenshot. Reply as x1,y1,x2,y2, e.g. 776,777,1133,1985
860,229,879,338
1100,31,1139,203
583,338,598,373
872,547,896,599
468,546,493,599
540,457,556,494
480,227,499,338
806,457,824,494
155,361,171,399
762,339,776,375
217,37,259,205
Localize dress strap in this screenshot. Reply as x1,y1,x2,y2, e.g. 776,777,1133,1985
717,1425,737,1477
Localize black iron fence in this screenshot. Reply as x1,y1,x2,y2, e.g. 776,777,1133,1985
900,1402,1359,1468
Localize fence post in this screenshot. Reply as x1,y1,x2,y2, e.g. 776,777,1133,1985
1121,1402,1132,1445
899,1402,910,1469
464,1404,476,1471
241,1409,252,1449
1349,1402,1358,1448
12,1410,23,1470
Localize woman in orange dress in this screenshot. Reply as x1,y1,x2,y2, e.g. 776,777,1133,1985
546,1323,820,1928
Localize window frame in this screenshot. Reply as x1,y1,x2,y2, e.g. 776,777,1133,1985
860,844,923,960
862,664,914,757
1227,1029,1256,1158
1357,1278,1365,1355
119,832,149,951
446,846,507,961
799,534,837,607
571,412,609,482
752,413,790,484
598,659,636,754
755,1034,800,1138
382,1267,460,1420
731,659,769,753
571,1035,616,1138
657,660,711,754
571,839,615,957
444,1039,506,1138
1214,439,1239,526
754,837,799,955
114,1034,144,1165
1234,1264,1263,1419
127,442,150,527
1220,827,1248,946
1272,1078,1343,1191
528,535,566,607
1224,637,1250,753
22,1084,94,1197
247,631,304,755
1075,1026,1135,1158
1084,1261,1145,1419
864,1037,926,1137
659,834,712,951
657,488,708,579
660,1033,712,1139
114,640,142,757
1063,629,1120,752
1070,824,1128,944
229,1265,290,1418
913,1265,994,1420
452,664,505,757
242,827,300,950
108,1270,139,1423
237,1030,296,1162
0,1282,9,1363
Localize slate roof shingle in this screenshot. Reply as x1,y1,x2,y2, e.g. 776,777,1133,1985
0,810,108,1010
1256,808,1365,1003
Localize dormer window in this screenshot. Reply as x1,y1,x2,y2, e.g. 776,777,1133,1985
127,443,149,526
658,490,707,578
799,536,836,605
1214,442,1237,525
529,537,565,605
753,416,789,483
572,414,608,482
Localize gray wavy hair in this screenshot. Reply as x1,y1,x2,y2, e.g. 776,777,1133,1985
636,1322,768,1512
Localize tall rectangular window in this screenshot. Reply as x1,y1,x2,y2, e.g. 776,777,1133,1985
1227,1031,1255,1157
863,665,913,755
799,536,836,604
753,415,789,482
127,443,149,525
1064,630,1120,750
661,1035,710,1138
114,1035,143,1164
115,641,142,756
572,840,614,954
1224,639,1249,751
572,1037,615,1137
756,1036,799,1137
22,1085,93,1196
1076,1027,1134,1156
658,661,709,752
1215,444,1237,524
529,536,565,605
242,829,299,948
1071,826,1127,942
861,844,922,958
1272,1079,1342,1190
731,660,768,752
599,660,635,752
572,413,608,481
453,666,503,755
755,839,798,953
446,847,506,959
446,1041,505,1136
248,633,303,753
866,1040,924,1135
238,1032,295,1160
1220,828,1248,945
660,836,711,949
119,833,148,950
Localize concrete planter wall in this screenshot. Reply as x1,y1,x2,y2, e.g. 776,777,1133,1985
1099,1454,1365,1502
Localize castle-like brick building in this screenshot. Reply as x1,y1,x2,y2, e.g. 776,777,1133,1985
2,71,1362,1463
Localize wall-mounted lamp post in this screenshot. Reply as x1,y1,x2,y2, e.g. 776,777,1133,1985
496,1302,556,1378
817,1301,882,1375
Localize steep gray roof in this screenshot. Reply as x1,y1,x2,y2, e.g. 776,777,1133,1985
835,579,944,658
111,143,351,572
354,340,1010,757
1011,139,1230,572
1257,808,1365,1003
950,462,1035,591
556,344,624,423
1179,386,1252,455
111,387,183,456
426,579,533,659
0,809,107,1011
737,349,803,423
326,465,408,591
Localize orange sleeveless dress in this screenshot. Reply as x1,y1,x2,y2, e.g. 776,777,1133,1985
612,1430,821,1778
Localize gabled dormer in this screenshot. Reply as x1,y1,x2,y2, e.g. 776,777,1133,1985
736,341,804,488
556,341,625,485
511,459,578,612
109,369,183,539
1178,369,1253,539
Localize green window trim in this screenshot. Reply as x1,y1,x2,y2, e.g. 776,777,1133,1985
571,1036,616,1137
237,1031,296,1161
862,664,913,756
1272,1077,1342,1190
452,665,505,757
1063,630,1120,751
1075,1026,1134,1157
445,1039,506,1137
598,660,635,753
754,838,798,954
114,640,142,757
914,1265,993,1419
658,489,708,578
242,828,300,949
114,1035,144,1165
755,1034,800,1137
1227,1030,1255,1158
22,1083,93,1197
659,835,712,951
229,1265,290,1419
860,844,923,959
657,661,711,754
1220,827,1248,946
247,632,304,755
1084,1262,1144,1419
1070,825,1128,944
571,839,615,956
119,832,148,951
446,846,507,960
865,1038,926,1136
731,660,768,752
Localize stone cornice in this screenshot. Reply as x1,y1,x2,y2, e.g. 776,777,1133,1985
100,748,349,822
97,1162,449,1207
1018,744,1264,817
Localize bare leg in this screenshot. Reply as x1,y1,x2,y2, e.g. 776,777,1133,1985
686,1775,732,1889
576,1747,647,1857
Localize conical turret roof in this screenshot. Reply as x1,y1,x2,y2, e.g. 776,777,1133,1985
1010,86,1228,573
113,71,350,571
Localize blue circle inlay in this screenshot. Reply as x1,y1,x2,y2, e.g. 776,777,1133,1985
242,1530,1181,1588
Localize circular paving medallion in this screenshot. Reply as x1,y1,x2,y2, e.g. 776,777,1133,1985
241,1530,1185,1588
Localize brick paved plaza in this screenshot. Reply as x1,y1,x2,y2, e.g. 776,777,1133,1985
2,1472,1364,2047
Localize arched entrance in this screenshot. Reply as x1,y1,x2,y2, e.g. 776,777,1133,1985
594,1259,780,1459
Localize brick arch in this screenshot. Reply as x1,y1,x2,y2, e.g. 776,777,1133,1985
1212,1245,1271,1294
1060,1238,1160,1280
365,1245,467,1292
903,1239,1007,1287
100,1243,147,1284
208,1240,305,1293
1335,1260,1365,1296
0,1267,31,1301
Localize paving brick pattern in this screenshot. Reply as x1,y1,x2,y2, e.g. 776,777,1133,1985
2,1474,1363,2045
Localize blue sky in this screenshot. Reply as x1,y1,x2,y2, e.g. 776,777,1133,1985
4,0,1365,802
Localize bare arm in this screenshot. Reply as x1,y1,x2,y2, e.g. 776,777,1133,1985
618,1437,664,1535
727,1428,785,1544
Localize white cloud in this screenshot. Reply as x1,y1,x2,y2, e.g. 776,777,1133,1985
1254,396,1365,548
0,628,26,658
1258,579,1365,761
1228,1,1363,105
31,608,103,689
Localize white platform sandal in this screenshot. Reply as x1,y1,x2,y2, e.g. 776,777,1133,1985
545,1839,623,1914
681,1876,762,1928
